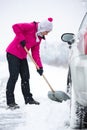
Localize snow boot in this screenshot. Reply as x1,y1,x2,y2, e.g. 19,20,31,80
7,103,20,110
25,97,40,105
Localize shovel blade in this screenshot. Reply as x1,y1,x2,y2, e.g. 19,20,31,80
48,91,70,102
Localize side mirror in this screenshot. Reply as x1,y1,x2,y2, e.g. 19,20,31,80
61,33,75,45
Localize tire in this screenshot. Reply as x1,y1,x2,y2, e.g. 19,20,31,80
70,101,87,129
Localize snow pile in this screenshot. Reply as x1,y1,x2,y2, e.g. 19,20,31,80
0,61,71,130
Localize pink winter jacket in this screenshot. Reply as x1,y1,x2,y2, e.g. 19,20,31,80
6,22,44,67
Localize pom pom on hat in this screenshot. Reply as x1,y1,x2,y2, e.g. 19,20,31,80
37,17,53,33
48,17,53,22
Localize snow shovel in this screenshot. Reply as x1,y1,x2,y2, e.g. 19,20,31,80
24,46,70,102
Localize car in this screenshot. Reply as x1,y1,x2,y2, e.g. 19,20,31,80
61,12,87,129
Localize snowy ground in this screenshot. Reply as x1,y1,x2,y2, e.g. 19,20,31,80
0,60,72,130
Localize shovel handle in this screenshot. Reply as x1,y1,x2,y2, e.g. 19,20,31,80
42,74,55,92
24,46,55,93
24,46,39,69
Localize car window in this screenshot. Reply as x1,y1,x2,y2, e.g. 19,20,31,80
78,12,87,33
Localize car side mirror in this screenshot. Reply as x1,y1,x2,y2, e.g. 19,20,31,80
61,33,75,45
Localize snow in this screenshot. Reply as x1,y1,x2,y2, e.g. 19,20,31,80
0,60,71,130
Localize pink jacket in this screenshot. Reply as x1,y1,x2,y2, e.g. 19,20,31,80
6,22,44,67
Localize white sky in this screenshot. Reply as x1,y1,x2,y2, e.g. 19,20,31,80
0,0,86,46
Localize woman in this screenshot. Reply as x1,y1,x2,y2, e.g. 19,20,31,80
6,17,53,109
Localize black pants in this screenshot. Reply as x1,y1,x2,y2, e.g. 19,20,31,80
6,53,32,105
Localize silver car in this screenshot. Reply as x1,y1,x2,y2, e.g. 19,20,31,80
61,12,87,129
